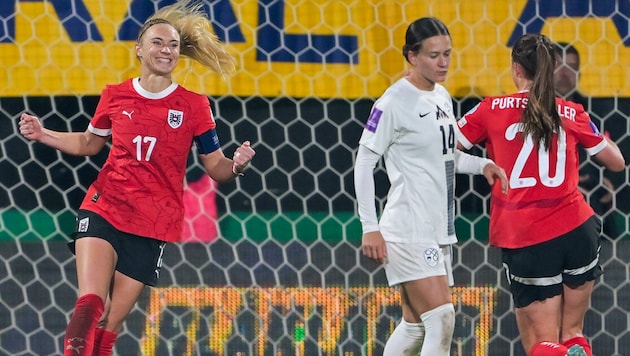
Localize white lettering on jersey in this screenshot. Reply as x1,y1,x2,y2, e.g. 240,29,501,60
490,98,577,121
557,104,577,121
491,97,528,110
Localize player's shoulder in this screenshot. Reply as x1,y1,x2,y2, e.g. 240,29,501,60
556,96,586,112
381,78,409,96
555,96,592,127
483,91,525,102
100,78,136,100
434,83,451,97
176,85,208,101
374,79,407,108
172,86,211,112
380,78,433,104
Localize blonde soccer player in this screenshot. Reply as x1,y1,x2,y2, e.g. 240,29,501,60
19,1,254,354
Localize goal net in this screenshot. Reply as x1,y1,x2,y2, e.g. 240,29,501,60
1,1,629,355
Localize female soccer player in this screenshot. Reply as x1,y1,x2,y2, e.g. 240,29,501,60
19,1,254,355
354,17,507,355
456,33,625,356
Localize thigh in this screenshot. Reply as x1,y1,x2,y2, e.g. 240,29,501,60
401,275,452,317
75,237,117,300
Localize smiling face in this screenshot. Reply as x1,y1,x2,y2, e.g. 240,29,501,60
136,23,180,76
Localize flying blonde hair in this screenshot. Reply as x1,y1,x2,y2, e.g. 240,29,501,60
137,0,236,79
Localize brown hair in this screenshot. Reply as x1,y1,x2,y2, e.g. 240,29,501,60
137,0,236,79
402,17,451,63
511,33,561,150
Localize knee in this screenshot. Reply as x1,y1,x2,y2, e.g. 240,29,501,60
421,303,455,328
420,304,455,353
421,304,455,337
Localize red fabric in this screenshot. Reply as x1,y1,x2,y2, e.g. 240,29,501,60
182,175,218,242
64,294,104,356
530,342,568,356
458,93,603,248
80,79,217,242
92,328,118,356
563,336,592,356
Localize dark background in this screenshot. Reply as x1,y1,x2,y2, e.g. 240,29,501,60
1,95,629,355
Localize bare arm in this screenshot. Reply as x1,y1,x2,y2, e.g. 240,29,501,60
592,137,625,172
199,141,255,183
19,113,108,156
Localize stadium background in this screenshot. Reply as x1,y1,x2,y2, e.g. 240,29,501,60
1,0,630,355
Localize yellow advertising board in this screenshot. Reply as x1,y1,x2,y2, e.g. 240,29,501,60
0,0,628,98
142,286,496,356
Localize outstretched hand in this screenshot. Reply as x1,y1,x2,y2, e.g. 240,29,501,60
19,113,43,141
232,141,255,175
483,162,509,195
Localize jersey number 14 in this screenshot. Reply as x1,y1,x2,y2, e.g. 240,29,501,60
440,124,456,155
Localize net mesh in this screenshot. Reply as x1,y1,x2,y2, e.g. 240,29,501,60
1,1,630,355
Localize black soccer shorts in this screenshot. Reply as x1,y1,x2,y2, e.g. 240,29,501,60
501,215,602,308
69,209,167,286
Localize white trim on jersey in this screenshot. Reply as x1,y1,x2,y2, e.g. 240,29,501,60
87,123,112,137
132,77,178,99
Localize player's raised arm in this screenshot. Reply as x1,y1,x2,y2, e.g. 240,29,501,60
19,113,109,156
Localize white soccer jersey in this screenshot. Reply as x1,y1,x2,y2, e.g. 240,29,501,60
358,78,457,245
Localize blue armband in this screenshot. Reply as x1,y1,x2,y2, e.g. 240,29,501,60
194,129,221,154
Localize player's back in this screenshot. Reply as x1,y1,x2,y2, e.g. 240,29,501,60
458,92,602,247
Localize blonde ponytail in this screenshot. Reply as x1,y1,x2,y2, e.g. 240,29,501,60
138,0,237,79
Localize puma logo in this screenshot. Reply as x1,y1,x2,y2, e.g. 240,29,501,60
66,337,85,354
122,110,134,119
66,344,84,354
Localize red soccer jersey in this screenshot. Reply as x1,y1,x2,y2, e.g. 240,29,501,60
80,78,216,242
457,92,607,248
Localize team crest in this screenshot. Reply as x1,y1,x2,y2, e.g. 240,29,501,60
436,105,450,120
167,109,184,129
424,248,440,267
78,217,90,233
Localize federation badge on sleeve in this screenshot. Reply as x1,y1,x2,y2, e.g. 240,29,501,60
167,109,184,129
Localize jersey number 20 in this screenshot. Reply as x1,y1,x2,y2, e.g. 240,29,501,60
506,123,566,189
